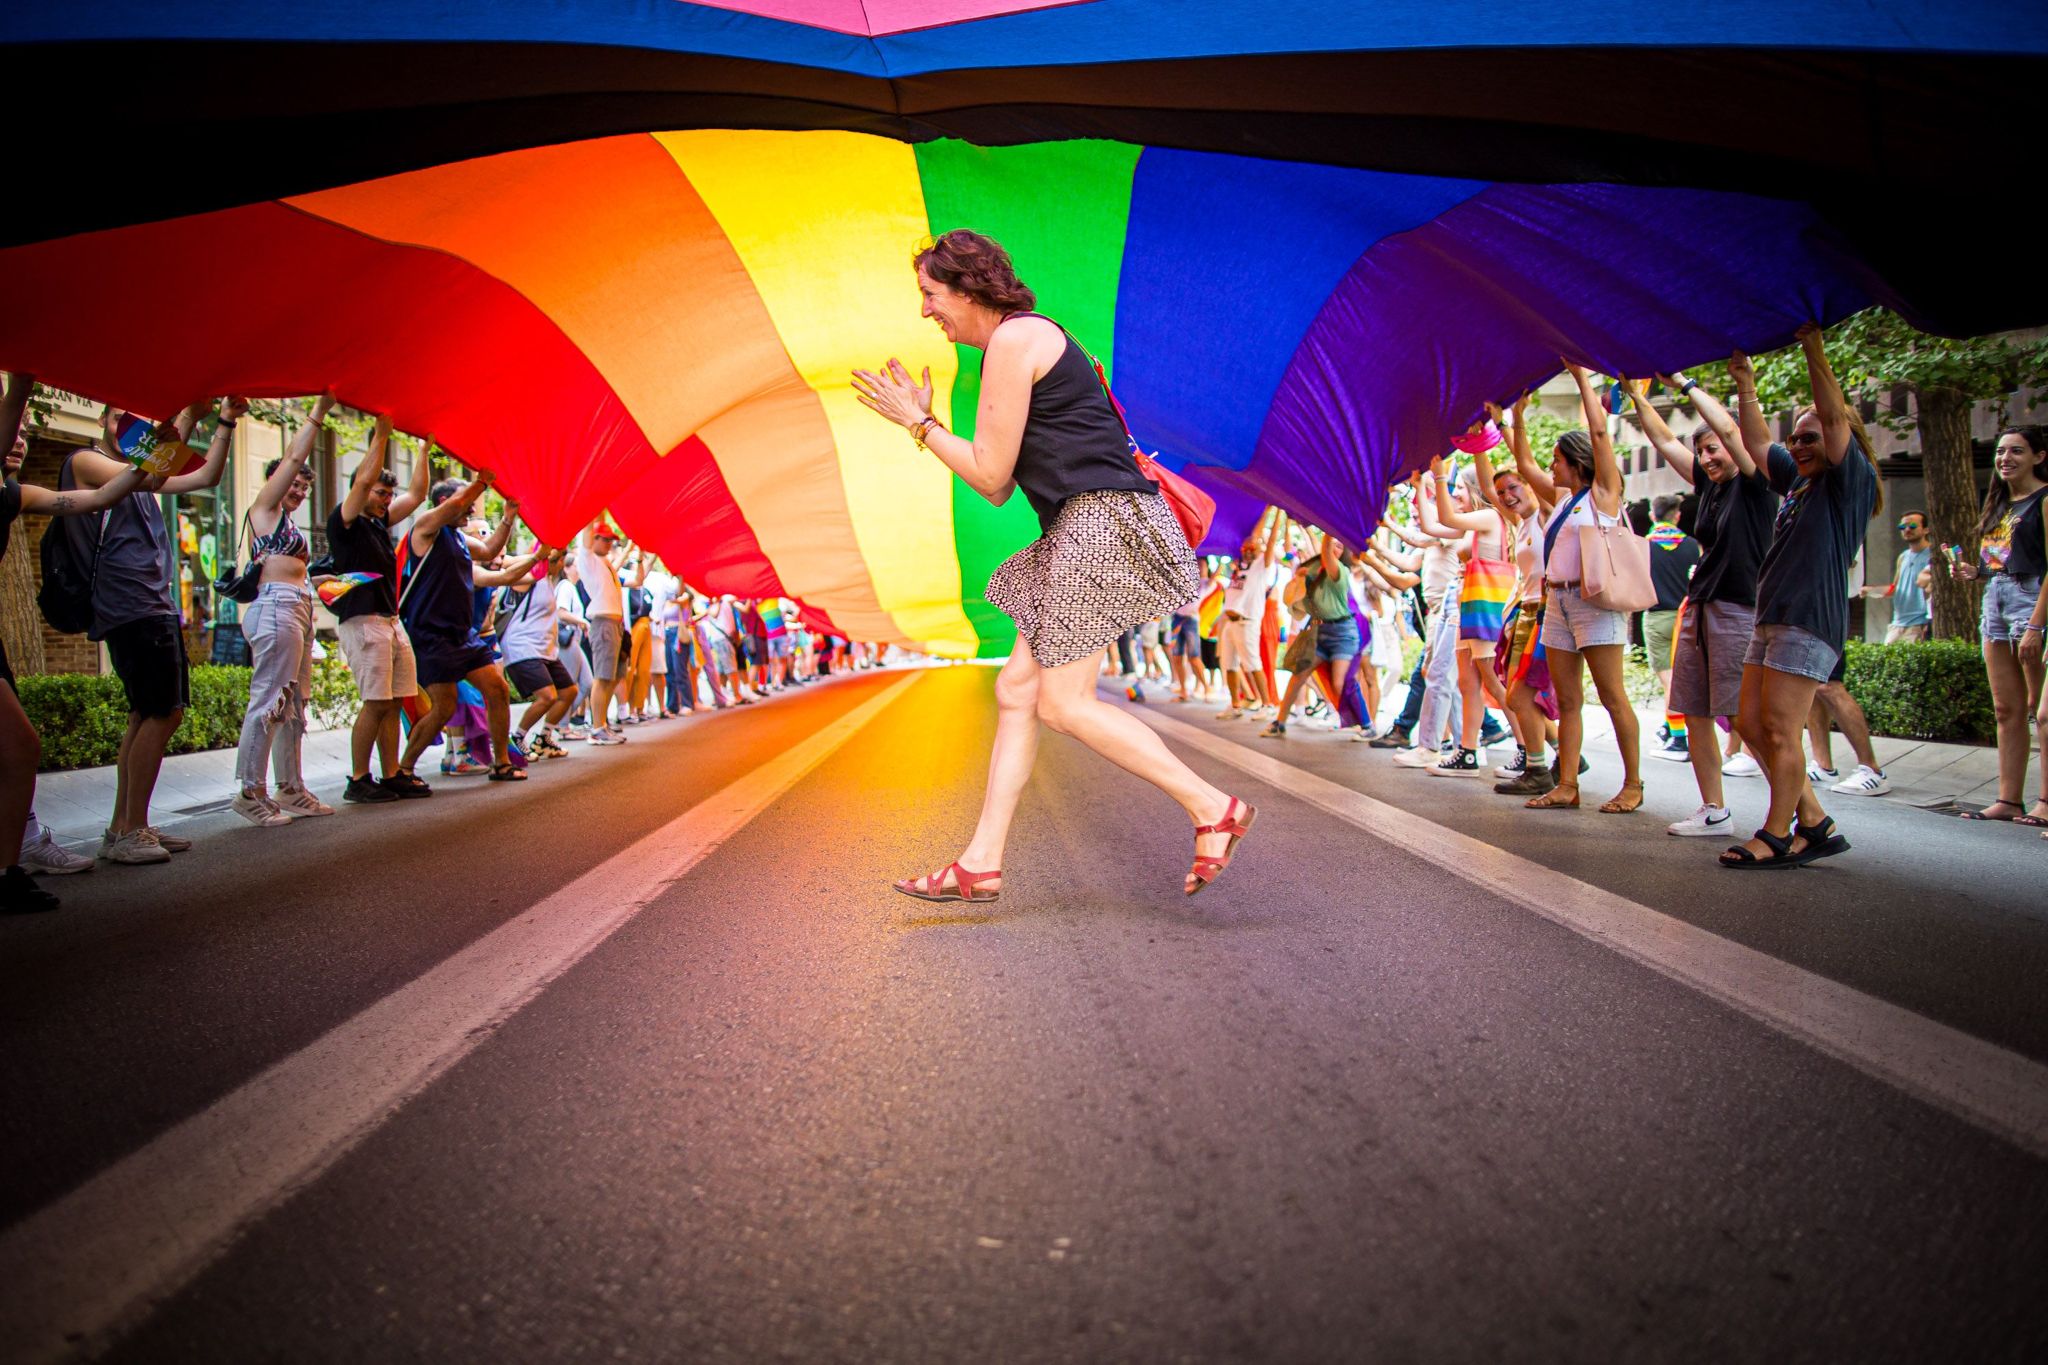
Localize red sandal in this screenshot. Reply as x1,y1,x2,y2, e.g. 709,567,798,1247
893,862,1002,904
1187,797,1258,897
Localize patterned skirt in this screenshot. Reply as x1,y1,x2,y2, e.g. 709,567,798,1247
986,489,1203,669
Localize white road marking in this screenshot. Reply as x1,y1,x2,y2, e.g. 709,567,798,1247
1135,705,2048,1161
0,672,922,1364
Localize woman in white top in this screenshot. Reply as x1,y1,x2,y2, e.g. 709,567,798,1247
1507,362,1643,813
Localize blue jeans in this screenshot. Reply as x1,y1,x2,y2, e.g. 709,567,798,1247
663,626,695,710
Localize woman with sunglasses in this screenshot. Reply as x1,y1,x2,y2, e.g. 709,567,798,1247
1721,326,1883,867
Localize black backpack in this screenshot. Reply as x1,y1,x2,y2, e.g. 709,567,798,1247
38,453,102,634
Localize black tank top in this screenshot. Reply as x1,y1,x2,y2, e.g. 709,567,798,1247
1001,313,1156,531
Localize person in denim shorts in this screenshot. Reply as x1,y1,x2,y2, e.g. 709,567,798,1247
1518,362,1642,814
1723,330,1881,869
1949,424,2048,825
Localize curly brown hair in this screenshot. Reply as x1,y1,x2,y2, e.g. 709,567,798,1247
913,229,1037,314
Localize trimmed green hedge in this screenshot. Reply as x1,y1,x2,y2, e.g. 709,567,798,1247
20,656,364,771
1840,638,1995,745
19,665,252,771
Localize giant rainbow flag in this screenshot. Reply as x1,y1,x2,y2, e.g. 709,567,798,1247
1,4,2041,657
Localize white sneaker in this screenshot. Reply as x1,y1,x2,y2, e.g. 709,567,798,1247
1214,708,1243,721
1806,760,1840,784
588,729,626,746
20,830,94,875
1721,752,1763,778
1830,764,1891,797
102,828,171,865
145,826,192,852
273,786,336,818
232,792,293,827
1494,748,1529,780
1667,804,1734,837
1391,746,1439,769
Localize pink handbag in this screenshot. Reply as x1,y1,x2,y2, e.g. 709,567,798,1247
1578,518,1657,613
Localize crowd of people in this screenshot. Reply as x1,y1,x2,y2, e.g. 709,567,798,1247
0,380,877,912
1102,331,2048,869
5,316,2044,911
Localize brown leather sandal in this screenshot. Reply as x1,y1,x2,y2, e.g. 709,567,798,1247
893,862,1002,903
1525,784,1580,810
1187,797,1258,896
1599,780,1646,814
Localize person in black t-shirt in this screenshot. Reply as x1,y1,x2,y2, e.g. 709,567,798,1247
328,415,433,804
1947,424,2048,825
1722,327,1881,869
1633,372,1777,839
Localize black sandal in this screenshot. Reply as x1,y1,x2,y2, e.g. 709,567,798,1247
1719,827,1811,870
1958,799,2023,822
488,763,528,782
1794,815,1850,863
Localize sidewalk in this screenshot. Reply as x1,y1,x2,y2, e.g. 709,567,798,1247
34,678,2010,850
30,662,960,849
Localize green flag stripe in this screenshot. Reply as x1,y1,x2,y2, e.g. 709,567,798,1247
913,139,1144,657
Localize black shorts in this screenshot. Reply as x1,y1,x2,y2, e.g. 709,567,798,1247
104,613,190,718
1200,637,1220,672
413,633,499,688
506,657,573,698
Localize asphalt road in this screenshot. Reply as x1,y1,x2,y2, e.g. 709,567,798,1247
2,665,2043,1363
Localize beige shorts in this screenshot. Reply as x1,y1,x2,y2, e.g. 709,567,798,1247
336,613,419,702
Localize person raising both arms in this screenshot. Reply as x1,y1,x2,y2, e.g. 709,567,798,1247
1480,396,1566,795
853,228,1252,899
62,395,240,865
330,413,433,804
1948,424,2048,826
1722,325,1883,867
1421,444,1519,777
1519,362,1643,813
1631,366,1778,838
228,392,339,827
394,469,537,785
0,372,169,912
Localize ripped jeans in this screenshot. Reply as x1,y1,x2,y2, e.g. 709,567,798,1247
235,583,313,793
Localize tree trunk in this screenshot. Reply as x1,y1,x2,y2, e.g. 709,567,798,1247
0,516,45,676
1916,384,1981,641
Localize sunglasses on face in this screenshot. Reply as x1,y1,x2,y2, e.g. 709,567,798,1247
1787,432,1824,448
1898,521,1923,531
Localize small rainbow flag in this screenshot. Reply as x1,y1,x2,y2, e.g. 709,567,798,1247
758,597,788,639
1197,584,1226,639
316,571,382,606
1458,559,1515,643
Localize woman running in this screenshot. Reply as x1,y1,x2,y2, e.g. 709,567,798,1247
854,229,1253,900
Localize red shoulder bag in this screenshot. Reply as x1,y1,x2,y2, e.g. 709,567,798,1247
1033,317,1216,552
